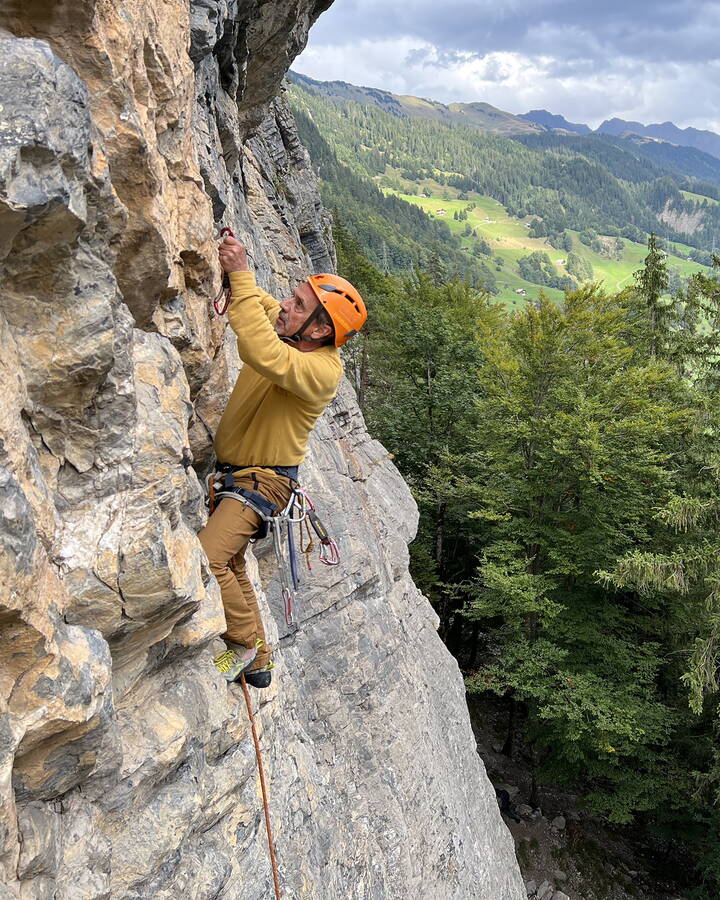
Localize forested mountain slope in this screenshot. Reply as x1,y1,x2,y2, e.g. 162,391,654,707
521,110,720,177
293,101,499,287
288,74,720,254
289,75,716,306
291,70,543,134
515,131,720,191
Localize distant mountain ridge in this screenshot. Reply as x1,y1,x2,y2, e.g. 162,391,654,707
292,73,720,162
522,110,720,161
290,72,720,171
596,118,720,160
288,71,543,136
520,110,591,135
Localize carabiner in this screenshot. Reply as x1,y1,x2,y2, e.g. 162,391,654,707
214,226,236,316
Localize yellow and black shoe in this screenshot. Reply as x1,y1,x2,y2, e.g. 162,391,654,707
213,639,260,683
244,660,274,689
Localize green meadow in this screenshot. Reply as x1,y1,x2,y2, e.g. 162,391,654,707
384,187,709,308
680,189,719,206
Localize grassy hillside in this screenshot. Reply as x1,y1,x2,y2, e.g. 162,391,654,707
387,187,710,308
681,189,720,206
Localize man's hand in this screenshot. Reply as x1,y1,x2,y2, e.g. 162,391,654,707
218,235,249,273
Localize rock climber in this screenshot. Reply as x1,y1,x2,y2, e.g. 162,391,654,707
199,234,367,688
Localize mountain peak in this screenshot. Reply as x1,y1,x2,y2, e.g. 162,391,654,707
520,109,591,135
597,117,720,160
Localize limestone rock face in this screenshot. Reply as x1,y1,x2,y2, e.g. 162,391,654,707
0,3,525,898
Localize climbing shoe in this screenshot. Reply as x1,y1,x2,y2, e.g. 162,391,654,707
213,640,260,683
244,661,274,689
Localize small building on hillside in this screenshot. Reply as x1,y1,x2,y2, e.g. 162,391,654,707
515,288,527,295
436,209,446,216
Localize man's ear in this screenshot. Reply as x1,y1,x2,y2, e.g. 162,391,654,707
310,322,333,341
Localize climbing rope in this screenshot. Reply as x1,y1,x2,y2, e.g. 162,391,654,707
240,673,282,900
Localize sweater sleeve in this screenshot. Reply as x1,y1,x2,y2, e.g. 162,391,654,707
226,271,341,402
256,284,282,323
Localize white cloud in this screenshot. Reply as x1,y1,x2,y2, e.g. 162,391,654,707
295,38,720,133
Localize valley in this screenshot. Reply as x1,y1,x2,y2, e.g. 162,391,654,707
289,73,719,306
385,187,710,307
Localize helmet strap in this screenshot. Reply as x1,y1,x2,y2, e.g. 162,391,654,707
281,304,328,344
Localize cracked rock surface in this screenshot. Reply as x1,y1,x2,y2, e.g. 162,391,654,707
0,2,524,897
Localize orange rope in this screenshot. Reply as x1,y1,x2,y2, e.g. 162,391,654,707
240,673,281,900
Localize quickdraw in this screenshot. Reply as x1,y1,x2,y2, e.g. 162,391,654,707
298,489,340,567
207,472,339,628
214,226,235,316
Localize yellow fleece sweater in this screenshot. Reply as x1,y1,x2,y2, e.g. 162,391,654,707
213,270,343,466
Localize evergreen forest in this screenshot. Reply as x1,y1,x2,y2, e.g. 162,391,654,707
291,72,720,895
338,223,720,897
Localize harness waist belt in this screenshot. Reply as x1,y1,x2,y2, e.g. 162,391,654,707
218,487,277,519
218,462,299,481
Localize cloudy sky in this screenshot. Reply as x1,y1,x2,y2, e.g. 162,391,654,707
295,0,720,132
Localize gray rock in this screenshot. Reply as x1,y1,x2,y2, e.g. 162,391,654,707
552,892,570,900
525,881,537,897
0,6,526,900
553,869,568,881
15,802,61,880
551,815,566,830
537,882,554,900
0,467,37,572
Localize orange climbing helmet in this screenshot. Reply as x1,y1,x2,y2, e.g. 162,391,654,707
306,273,367,347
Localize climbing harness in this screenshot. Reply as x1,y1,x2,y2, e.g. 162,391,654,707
207,465,340,627
240,673,282,900
214,226,235,315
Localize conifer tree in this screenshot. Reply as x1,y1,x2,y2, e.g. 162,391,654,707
634,232,670,357
464,286,702,822
364,270,498,632
601,262,720,884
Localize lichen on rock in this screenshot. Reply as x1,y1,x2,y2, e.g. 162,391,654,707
0,3,524,897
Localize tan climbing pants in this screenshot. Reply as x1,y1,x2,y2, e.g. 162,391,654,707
198,469,293,669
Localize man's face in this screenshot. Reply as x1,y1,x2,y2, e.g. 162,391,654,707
275,282,322,339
